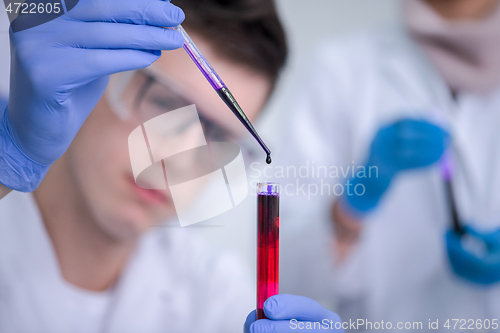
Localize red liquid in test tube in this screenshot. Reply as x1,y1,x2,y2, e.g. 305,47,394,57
256,183,280,320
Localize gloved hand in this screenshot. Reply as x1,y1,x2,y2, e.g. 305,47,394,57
0,0,185,192
244,294,344,333
446,226,500,285
344,118,448,214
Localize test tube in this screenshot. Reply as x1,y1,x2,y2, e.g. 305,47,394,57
257,183,280,320
167,23,272,164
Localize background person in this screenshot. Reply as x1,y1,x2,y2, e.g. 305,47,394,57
277,0,500,330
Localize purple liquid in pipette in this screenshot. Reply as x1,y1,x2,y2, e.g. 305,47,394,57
183,43,225,90
440,151,453,181
441,151,463,234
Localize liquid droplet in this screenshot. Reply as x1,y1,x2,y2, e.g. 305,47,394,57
266,155,272,164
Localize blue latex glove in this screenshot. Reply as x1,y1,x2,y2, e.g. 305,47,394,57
0,97,6,112
0,0,185,192
244,294,344,333
344,119,448,214
446,226,500,285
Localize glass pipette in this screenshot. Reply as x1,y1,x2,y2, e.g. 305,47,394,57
167,22,272,164
441,151,463,235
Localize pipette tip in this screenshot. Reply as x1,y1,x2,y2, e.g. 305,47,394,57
266,154,272,164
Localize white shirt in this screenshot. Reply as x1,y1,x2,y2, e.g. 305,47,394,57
0,192,253,333
277,24,500,332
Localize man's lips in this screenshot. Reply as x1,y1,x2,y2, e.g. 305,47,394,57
128,177,171,206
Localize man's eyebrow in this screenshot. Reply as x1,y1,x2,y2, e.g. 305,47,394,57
142,70,240,137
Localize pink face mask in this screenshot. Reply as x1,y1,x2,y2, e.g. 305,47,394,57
404,0,500,94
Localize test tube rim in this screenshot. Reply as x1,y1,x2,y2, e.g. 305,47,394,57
257,182,280,196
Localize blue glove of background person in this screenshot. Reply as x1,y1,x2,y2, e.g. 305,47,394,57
0,0,185,192
446,226,500,285
0,96,6,113
244,294,344,333
344,118,448,214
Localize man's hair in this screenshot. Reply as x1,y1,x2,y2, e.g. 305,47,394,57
173,0,288,90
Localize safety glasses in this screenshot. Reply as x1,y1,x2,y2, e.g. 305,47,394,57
106,68,256,159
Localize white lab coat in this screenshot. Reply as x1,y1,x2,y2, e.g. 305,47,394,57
277,23,500,331
0,192,254,333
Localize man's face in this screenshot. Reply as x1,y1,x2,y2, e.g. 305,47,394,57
63,34,271,241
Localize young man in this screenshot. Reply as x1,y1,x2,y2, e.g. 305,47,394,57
0,0,289,332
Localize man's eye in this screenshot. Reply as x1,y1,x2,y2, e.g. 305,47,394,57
152,98,178,110
140,97,185,117
202,122,232,141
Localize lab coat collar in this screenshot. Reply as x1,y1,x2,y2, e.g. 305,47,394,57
379,22,455,113
102,229,179,333
381,21,500,111
0,192,63,283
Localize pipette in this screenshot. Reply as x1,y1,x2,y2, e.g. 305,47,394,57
167,20,272,164
441,151,464,235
